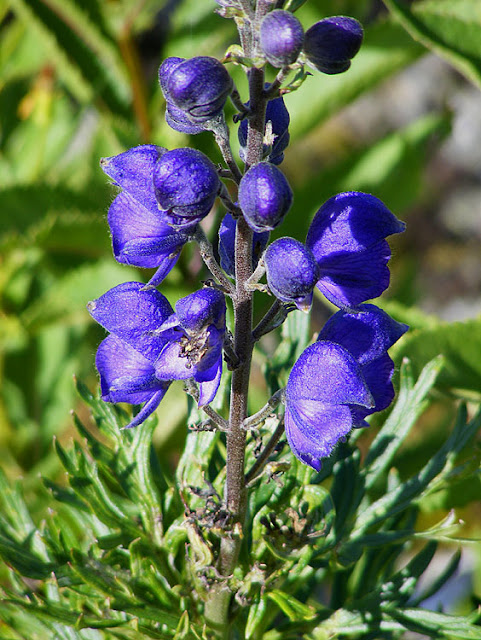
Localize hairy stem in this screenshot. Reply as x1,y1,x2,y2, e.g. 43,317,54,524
194,226,236,296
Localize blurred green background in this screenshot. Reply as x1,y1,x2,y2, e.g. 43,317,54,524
1,0,481,609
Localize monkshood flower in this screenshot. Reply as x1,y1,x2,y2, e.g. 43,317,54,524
88,283,227,428
238,95,290,165
159,57,204,134
306,192,406,310
304,16,364,75
162,56,233,124
88,282,175,429
238,162,293,232
264,237,319,311
284,304,408,470
318,304,408,424
101,145,189,286
260,10,304,68
154,288,226,406
153,147,220,230
218,212,269,278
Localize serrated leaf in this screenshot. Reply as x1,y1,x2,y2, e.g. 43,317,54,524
383,0,481,90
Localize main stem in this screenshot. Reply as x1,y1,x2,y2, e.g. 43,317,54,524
204,60,267,638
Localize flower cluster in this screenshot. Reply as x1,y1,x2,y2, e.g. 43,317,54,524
89,4,407,470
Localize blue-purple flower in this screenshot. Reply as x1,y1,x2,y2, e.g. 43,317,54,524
238,162,293,232
304,16,364,75
159,57,205,134
260,10,304,68
284,304,408,470
88,283,226,428
161,56,233,124
264,237,319,311
154,288,226,406
306,192,406,310
100,145,189,286
153,147,220,230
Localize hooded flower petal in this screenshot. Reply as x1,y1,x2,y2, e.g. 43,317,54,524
108,191,188,276
153,147,220,229
318,303,408,365
284,341,374,470
306,192,406,309
100,145,166,213
318,304,408,424
95,335,169,429
87,282,174,363
175,288,226,334
264,237,319,311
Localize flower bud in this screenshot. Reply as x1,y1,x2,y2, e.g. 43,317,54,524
238,95,290,165
304,16,363,75
260,10,304,68
238,162,293,232
264,238,319,311
153,148,220,229
159,57,204,134
164,56,233,123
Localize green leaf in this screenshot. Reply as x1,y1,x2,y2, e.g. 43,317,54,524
394,318,481,399
353,403,481,535
383,0,481,90
7,0,131,114
267,590,317,622
364,356,444,491
385,607,481,639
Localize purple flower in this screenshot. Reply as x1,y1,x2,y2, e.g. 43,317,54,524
304,16,364,75
162,56,233,123
264,237,319,311
100,145,189,286
153,147,220,230
88,283,227,428
153,288,226,406
260,10,304,68
285,341,373,471
88,282,175,429
159,58,205,134
238,95,290,165
284,304,408,470
238,162,293,232
218,212,269,278
306,192,406,310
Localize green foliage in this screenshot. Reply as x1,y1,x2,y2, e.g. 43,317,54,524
383,0,481,90
1,361,480,638
2,0,481,638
